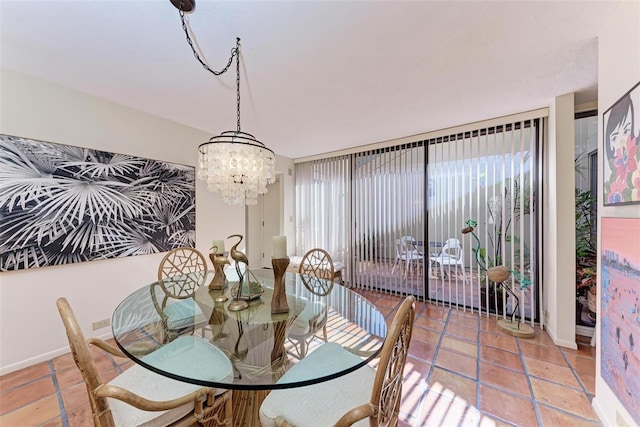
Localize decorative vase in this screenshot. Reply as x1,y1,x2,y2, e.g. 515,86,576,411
271,257,290,314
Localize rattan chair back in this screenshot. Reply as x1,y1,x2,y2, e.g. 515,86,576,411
157,247,208,298
298,248,336,296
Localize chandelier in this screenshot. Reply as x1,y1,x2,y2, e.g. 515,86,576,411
171,0,276,205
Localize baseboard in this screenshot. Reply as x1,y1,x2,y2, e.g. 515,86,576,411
544,326,578,350
591,397,609,426
575,324,595,338
0,331,113,376
0,346,69,376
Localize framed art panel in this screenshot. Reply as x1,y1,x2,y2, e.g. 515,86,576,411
601,217,640,423
603,81,640,206
0,134,196,271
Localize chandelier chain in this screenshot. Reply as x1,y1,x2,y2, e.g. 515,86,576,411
173,0,274,205
178,1,241,132
236,41,241,132
178,5,237,76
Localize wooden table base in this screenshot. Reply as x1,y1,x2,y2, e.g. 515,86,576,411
231,389,271,427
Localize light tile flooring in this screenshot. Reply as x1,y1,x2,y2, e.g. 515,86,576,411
0,291,600,427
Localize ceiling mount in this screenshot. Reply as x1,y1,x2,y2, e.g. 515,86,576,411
170,0,195,13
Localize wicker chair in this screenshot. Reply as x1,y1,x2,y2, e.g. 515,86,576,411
260,296,416,426
154,247,209,343
287,248,336,358
298,247,343,285
55,297,232,427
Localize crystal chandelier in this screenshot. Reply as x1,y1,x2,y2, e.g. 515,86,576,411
172,0,275,205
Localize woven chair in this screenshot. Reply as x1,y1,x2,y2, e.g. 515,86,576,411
287,248,336,358
55,297,232,427
260,295,416,426
154,247,209,343
298,247,343,285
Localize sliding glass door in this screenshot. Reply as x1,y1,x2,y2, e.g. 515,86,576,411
427,120,540,321
295,116,542,323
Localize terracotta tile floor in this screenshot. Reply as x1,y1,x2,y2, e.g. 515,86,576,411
0,292,600,427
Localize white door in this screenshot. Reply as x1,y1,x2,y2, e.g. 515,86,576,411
247,177,281,268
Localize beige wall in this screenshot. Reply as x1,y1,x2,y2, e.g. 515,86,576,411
593,2,640,426
0,69,247,374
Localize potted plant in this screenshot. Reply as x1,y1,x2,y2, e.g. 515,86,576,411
464,180,533,315
575,188,597,325
463,219,510,315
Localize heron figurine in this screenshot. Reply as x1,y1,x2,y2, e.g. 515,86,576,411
227,234,250,311
208,244,230,302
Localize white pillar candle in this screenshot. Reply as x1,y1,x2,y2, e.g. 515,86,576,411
273,236,287,258
212,240,225,254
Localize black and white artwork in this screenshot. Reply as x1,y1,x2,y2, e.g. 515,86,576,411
0,134,196,271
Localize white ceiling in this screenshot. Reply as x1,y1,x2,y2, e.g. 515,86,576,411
0,1,621,159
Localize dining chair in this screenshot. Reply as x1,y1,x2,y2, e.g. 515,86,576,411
55,297,233,427
287,248,334,358
157,246,208,288
391,237,424,277
298,247,343,284
154,247,209,343
260,295,415,426
429,237,466,282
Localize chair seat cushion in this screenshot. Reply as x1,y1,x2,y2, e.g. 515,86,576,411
289,300,326,336
164,299,206,330
259,342,374,427
108,335,233,427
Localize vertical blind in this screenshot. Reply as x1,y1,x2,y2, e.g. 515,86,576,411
295,156,351,276
427,120,540,324
351,145,425,296
296,115,543,323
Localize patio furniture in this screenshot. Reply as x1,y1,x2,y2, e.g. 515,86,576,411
429,238,466,282
392,237,424,277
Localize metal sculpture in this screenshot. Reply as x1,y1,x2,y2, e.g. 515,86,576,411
462,219,534,337
228,234,250,311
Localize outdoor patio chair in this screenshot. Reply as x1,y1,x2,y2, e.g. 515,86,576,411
391,237,424,278
429,238,466,282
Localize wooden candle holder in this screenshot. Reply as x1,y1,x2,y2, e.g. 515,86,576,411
271,257,290,314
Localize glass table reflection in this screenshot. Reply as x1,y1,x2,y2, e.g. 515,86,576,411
111,269,387,426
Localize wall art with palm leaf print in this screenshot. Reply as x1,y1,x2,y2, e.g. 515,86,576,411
0,134,196,271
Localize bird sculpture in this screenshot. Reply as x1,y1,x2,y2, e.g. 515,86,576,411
462,219,531,289
228,234,249,288
461,219,536,337
208,244,230,291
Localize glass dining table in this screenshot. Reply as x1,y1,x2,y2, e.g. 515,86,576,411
111,268,388,426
